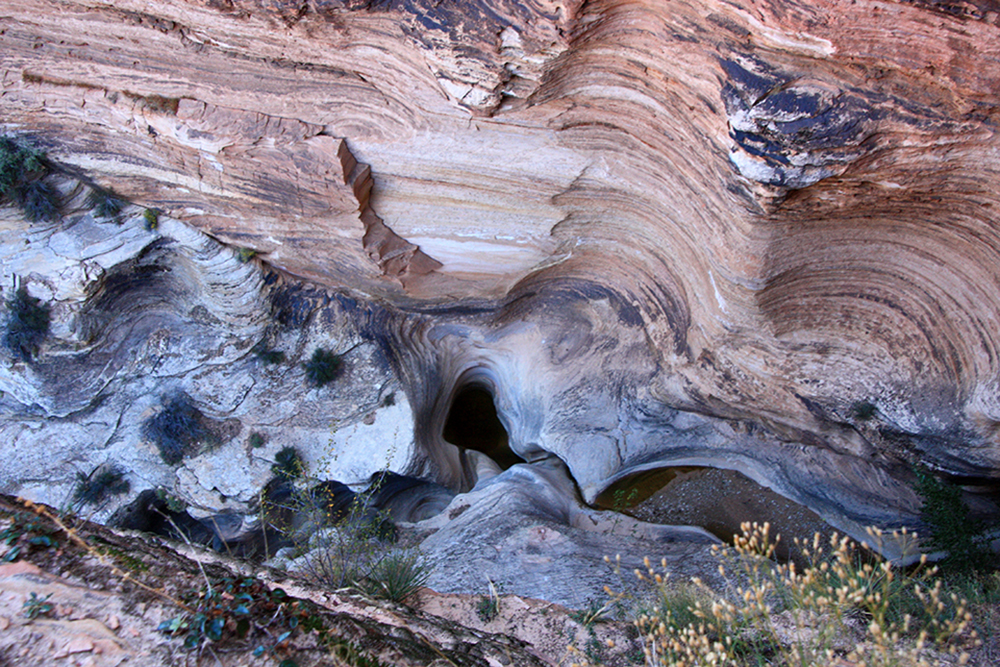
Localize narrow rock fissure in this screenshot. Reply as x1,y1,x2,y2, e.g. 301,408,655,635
442,385,524,470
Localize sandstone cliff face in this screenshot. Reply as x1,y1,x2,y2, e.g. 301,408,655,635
2,0,1000,565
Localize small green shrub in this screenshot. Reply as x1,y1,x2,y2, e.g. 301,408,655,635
476,594,499,623
252,341,286,364
914,467,994,573
297,493,397,592
143,207,159,230
156,488,188,514
22,592,54,620
304,348,343,387
0,136,59,222
0,137,39,193
1,513,58,563
359,551,429,603
158,576,325,655
73,466,130,506
86,187,125,224
142,395,216,465
0,136,47,196
237,247,257,263
850,400,878,421
3,285,51,362
248,431,266,449
272,446,305,480
15,179,60,222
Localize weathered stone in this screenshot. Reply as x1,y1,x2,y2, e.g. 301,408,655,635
2,0,999,581
416,459,722,608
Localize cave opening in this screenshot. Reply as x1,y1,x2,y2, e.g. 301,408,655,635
443,386,524,469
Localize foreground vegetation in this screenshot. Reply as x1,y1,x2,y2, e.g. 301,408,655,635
578,522,995,667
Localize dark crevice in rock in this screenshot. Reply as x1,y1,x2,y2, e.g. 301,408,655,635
443,385,523,471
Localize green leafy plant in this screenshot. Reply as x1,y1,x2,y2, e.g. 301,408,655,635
1,513,58,563
304,348,343,387
159,576,319,654
142,395,217,465
73,466,130,507
22,592,54,619
143,207,159,230
248,432,266,449
155,488,188,514
913,467,994,573
237,247,257,263
3,284,51,362
295,485,398,594
86,187,125,224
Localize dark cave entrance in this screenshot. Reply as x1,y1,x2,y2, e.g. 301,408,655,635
443,386,523,469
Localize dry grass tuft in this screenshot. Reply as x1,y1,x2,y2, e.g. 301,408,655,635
577,522,984,667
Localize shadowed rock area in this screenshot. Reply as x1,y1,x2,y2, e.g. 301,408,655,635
2,0,1000,614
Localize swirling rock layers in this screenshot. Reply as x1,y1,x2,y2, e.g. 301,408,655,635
2,0,1000,563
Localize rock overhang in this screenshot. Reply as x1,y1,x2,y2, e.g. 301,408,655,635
0,0,998,565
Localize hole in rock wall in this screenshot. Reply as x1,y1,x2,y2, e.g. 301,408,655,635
442,386,524,470
596,466,836,560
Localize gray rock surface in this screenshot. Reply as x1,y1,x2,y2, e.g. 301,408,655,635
414,459,722,608
0,179,413,522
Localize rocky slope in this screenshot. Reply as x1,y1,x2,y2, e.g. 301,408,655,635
1,0,999,588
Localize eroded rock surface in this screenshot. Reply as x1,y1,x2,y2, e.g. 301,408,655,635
0,495,552,667
2,0,1000,579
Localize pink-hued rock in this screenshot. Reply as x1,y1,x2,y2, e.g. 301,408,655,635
1,0,998,565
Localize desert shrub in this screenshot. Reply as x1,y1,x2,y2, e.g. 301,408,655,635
0,136,47,199
73,466,130,506
142,395,215,465
248,432,266,449
357,550,429,603
0,136,59,222
3,285,51,362
15,179,60,222
86,187,125,223
271,446,305,480
289,473,399,595
304,348,343,387
476,580,502,622
236,247,257,263
298,499,395,592
850,400,878,421
143,208,159,230
252,341,286,364
914,467,994,573
596,523,980,667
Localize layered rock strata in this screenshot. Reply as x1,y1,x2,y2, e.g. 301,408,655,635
2,0,1000,572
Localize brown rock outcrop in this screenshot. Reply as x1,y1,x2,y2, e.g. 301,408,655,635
3,0,1000,558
